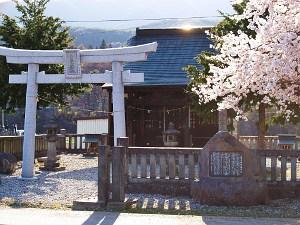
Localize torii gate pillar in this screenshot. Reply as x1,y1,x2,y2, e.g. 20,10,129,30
112,62,126,145
22,64,39,178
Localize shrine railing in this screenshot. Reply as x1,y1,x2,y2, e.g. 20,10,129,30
0,135,48,159
126,146,202,195
127,147,201,180
259,149,300,182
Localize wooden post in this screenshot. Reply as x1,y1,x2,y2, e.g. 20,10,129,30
21,64,39,179
117,137,129,190
98,144,110,205
109,145,126,209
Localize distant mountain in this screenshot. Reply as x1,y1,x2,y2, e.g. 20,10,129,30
69,27,134,48
69,19,218,48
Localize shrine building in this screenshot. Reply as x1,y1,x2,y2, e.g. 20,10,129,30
106,27,218,147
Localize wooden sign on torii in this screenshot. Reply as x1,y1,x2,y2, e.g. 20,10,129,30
0,42,157,179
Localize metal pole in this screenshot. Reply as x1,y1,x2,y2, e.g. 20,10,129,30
112,62,126,146
21,64,39,178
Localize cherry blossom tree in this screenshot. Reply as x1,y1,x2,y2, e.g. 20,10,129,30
191,0,300,147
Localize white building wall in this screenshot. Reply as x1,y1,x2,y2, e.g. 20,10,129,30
77,119,108,134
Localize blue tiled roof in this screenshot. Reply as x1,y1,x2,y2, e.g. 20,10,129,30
124,28,213,86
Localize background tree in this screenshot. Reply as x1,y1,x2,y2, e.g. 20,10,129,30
0,0,88,111
100,39,107,49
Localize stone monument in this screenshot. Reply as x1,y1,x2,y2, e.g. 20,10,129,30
191,131,268,206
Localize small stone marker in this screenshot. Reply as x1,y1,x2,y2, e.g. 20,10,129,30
191,131,268,206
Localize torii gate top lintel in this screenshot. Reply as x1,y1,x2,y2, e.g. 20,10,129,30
0,42,158,178
0,42,158,64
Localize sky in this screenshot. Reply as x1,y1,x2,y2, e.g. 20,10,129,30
0,0,235,29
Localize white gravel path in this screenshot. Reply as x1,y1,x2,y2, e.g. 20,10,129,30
0,154,98,207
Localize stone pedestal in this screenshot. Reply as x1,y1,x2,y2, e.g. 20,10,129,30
191,131,268,206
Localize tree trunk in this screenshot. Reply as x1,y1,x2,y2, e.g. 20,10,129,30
258,103,266,150
218,109,227,132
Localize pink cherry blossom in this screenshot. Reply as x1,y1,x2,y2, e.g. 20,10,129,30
193,0,300,119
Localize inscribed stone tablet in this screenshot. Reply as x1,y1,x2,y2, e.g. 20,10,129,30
209,152,243,177
64,49,81,78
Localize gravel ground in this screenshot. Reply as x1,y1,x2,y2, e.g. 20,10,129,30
0,154,98,207
0,153,300,217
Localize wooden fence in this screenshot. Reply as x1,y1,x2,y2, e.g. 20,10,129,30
0,135,48,159
126,147,202,195
0,133,300,197
127,147,201,180
259,149,300,182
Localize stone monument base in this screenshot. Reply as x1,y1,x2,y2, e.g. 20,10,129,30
191,178,269,206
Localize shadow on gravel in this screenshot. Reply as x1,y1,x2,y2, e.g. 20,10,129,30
46,167,98,181
82,212,119,225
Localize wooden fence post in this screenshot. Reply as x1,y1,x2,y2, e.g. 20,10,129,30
98,143,110,206
117,137,129,190
108,144,126,209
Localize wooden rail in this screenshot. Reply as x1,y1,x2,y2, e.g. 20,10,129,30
127,147,202,181
0,133,89,159
0,135,48,159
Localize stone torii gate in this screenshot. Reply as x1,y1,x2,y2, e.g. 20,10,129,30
0,42,157,178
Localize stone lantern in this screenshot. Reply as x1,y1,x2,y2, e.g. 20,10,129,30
40,118,64,171
163,122,180,147
45,118,59,142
